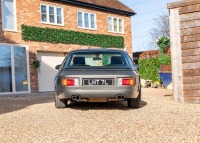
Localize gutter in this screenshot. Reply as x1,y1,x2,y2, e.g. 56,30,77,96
58,0,136,16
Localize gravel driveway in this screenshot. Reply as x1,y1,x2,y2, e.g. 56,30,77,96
0,88,199,143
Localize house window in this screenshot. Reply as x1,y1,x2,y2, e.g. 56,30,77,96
1,0,17,31
0,44,29,93
108,16,124,34
40,4,64,26
78,11,96,30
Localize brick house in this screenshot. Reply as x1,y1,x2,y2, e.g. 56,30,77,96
0,0,135,93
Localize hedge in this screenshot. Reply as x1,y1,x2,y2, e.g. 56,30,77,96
21,24,124,48
138,56,171,82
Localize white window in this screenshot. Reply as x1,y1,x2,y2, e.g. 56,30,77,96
1,0,17,31
40,4,64,26
108,16,124,34
78,11,96,30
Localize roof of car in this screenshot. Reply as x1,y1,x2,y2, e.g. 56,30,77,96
70,48,127,53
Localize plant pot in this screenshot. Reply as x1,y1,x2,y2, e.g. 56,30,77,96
158,65,172,88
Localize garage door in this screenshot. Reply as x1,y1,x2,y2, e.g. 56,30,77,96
37,52,66,92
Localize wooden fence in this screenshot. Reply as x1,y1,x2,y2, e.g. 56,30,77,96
168,0,200,104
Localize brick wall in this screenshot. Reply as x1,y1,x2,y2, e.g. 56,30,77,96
0,0,133,92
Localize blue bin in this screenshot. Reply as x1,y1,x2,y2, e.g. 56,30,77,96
158,65,172,88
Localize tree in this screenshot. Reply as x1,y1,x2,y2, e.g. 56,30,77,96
149,13,170,43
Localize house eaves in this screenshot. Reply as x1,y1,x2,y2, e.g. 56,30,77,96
58,0,136,16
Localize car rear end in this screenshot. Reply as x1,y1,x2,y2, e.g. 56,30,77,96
54,49,141,108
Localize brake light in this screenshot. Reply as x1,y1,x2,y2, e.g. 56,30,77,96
118,78,135,86
122,79,134,85
62,78,79,86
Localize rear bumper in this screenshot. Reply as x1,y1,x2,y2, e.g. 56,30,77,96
56,86,139,99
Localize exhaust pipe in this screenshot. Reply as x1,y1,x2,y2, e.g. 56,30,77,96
76,96,80,101
108,95,126,102
72,95,80,101
121,95,125,100
71,95,88,102
116,95,125,101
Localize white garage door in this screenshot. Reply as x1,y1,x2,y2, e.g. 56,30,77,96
37,52,65,92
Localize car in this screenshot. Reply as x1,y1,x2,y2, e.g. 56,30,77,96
54,49,141,108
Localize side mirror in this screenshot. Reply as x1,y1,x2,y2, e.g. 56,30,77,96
55,64,62,70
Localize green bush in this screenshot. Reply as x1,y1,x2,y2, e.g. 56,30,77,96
139,35,171,82
139,56,171,82
156,36,170,54
158,54,171,65
21,24,124,48
139,58,161,82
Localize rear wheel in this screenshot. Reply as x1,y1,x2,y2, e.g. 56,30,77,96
128,88,141,109
55,92,67,108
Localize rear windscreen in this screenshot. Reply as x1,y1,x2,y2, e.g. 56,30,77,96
63,51,133,69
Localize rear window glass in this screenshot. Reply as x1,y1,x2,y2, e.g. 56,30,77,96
63,51,132,69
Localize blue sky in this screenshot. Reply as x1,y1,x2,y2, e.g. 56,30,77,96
119,0,179,52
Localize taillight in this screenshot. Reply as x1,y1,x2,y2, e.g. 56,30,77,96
118,78,135,86
62,78,79,86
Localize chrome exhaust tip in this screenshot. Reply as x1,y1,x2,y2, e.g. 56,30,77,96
76,95,80,101
116,95,125,101
121,95,125,100
71,95,80,101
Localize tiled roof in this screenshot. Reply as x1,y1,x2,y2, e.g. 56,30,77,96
59,0,135,16
76,0,134,13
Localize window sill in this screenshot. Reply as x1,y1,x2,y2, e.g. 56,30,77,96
3,29,18,33
108,31,124,35
78,26,97,31
41,22,64,27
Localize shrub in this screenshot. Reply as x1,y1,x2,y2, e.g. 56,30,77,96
21,24,124,48
158,54,171,65
156,36,170,54
139,58,161,82
138,36,171,82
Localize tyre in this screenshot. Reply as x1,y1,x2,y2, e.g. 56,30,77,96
128,88,141,109
55,92,67,108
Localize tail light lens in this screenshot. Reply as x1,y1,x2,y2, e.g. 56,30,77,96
118,78,135,86
62,78,79,86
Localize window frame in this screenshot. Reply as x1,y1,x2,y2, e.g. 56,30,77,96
77,11,97,30
108,16,124,34
1,0,17,32
40,3,64,26
0,43,31,94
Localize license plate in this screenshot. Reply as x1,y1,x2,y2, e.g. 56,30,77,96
83,79,113,86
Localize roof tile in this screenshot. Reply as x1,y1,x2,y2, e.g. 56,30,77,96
75,0,134,13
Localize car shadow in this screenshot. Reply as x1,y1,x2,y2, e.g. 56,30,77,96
69,100,147,111
0,92,54,115
0,93,148,114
